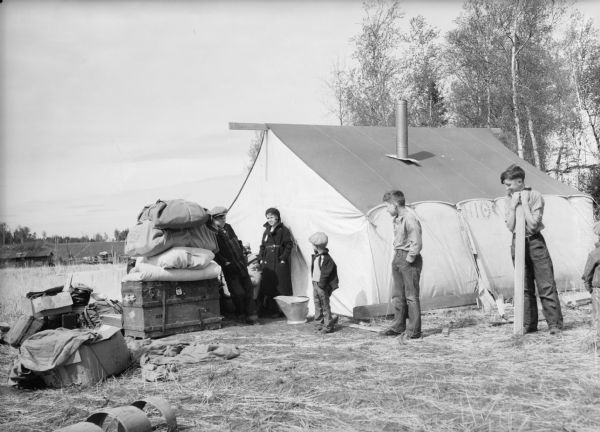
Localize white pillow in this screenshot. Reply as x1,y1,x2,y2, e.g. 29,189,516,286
138,247,215,269
122,261,221,282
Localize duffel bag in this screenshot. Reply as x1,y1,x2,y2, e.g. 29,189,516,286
137,199,209,229
124,220,171,257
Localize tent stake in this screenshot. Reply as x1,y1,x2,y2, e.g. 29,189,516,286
513,203,525,335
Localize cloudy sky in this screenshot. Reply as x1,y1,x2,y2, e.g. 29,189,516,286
1,0,599,238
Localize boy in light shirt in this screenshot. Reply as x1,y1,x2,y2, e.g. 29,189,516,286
380,190,423,339
501,164,563,334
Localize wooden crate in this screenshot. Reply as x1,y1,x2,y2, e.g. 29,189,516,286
121,279,221,339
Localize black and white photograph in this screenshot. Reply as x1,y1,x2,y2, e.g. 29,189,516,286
1,0,600,430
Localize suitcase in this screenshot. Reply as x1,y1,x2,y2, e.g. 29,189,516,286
121,279,221,338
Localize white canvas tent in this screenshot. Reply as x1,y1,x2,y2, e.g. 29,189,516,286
226,124,596,317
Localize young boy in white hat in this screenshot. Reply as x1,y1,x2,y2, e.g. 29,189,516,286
309,231,339,334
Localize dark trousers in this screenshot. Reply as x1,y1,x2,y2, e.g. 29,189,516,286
511,233,563,331
313,282,333,330
225,272,258,320
390,250,422,337
592,288,600,340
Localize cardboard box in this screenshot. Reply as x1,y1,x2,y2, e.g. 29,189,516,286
4,315,44,347
100,313,123,328
24,292,73,318
39,325,130,387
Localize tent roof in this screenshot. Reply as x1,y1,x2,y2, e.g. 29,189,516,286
267,124,581,213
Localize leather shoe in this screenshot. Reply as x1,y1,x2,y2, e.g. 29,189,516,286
379,328,402,336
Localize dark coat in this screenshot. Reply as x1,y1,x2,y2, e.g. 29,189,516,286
311,249,339,294
583,242,600,291
209,223,248,277
259,222,293,296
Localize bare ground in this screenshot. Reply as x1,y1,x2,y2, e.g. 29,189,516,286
1,304,599,432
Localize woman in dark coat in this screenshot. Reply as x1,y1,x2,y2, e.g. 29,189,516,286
258,208,293,316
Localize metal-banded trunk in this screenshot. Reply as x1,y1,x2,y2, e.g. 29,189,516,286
121,279,222,338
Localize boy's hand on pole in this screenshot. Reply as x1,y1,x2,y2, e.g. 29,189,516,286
510,192,521,209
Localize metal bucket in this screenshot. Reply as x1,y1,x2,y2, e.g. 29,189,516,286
274,296,309,324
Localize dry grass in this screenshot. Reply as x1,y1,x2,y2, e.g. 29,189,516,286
1,302,599,432
0,264,126,324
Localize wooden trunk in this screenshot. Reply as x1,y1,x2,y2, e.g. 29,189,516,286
121,279,221,339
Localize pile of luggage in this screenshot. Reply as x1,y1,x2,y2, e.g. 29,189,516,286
120,199,223,338
123,199,221,281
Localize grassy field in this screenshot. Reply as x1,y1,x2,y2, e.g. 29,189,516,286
0,264,126,324
1,281,599,432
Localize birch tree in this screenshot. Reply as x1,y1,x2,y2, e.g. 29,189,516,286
344,0,404,126
561,11,600,153
446,0,565,168
400,16,447,126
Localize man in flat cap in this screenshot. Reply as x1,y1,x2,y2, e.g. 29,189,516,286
208,206,258,324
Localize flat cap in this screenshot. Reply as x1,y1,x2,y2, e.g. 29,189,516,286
308,232,328,247
209,206,228,217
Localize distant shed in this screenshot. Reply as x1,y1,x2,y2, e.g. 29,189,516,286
53,241,126,264
0,245,54,267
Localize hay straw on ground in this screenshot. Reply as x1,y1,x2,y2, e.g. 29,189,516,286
1,302,599,431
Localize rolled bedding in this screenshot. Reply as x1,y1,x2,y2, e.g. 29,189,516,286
122,261,221,282
137,247,215,269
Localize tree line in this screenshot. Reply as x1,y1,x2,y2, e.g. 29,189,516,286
326,0,600,204
0,223,129,246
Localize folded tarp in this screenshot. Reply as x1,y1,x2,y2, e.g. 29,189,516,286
17,328,99,372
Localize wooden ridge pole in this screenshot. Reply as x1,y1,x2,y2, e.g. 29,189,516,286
513,202,525,335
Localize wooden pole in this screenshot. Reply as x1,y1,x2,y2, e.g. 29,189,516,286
513,203,525,335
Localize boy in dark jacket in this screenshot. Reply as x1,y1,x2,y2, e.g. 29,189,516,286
583,222,600,339
309,232,339,334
